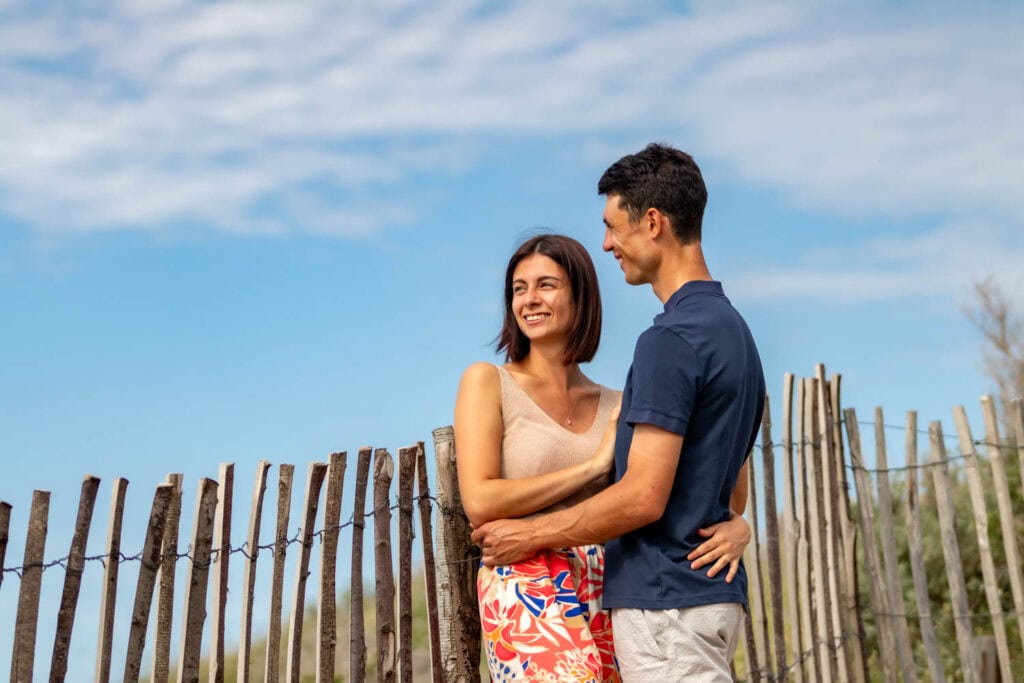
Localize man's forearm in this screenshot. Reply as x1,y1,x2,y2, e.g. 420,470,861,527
526,476,661,550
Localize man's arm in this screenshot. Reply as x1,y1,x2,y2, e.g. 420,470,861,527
472,423,682,565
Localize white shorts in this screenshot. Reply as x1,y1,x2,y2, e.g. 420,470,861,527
611,603,744,682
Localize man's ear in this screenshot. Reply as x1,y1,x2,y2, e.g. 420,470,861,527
646,208,669,240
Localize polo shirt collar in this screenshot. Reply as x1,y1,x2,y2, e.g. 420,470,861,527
663,280,724,312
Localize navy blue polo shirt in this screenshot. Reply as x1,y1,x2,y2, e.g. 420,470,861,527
602,280,765,610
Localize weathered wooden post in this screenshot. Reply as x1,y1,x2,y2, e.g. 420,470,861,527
795,381,816,683
237,460,271,683
398,446,417,683
760,396,787,682
979,395,1024,661
176,477,219,683
872,408,917,683
0,501,10,594
50,474,100,682
829,374,867,683
95,477,129,683
266,464,295,683
123,483,173,683
209,463,234,683
928,421,980,683
952,406,1013,683
415,442,444,682
780,373,804,682
844,408,897,683
431,426,481,683
804,379,833,681
374,449,397,683
317,452,347,683
11,490,50,683
152,473,183,683
743,442,767,682
350,447,373,683
286,462,328,683
903,412,947,683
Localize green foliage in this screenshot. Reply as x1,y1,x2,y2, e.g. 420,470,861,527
858,430,1023,682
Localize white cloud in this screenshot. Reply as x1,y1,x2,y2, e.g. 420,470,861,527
0,1,1021,237
728,217,1024,304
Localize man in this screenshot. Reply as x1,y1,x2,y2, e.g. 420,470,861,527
472,143,765,680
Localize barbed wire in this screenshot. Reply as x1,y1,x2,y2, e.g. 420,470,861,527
1,494,443,579
872,606,1024,623
739,628,859,682
755,426,1016,474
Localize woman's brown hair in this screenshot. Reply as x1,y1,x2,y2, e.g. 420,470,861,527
497,233,602,364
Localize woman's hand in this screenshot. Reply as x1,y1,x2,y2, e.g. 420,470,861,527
589,400,621,483
687,511,751,583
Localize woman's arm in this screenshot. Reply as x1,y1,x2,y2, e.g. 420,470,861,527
454,362,616,528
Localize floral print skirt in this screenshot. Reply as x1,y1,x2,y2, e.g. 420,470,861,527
477,544,620,682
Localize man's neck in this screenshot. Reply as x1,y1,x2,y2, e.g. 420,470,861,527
650,245,712,303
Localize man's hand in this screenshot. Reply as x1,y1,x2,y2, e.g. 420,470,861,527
471,518,538,566
687,512,751,583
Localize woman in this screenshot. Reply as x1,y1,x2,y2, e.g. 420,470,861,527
455,234,748,682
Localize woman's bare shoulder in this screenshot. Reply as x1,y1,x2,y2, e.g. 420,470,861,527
459,361,500,385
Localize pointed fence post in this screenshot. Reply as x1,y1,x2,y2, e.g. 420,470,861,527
830,374,867,683
265,464,295,683
760,396,787,683
0,501,10,594
780,373,804,682
415,442,444,683
794,380,817,683
804,379,832,680
50,474,100,682
350,447,373,683
374,449,397,683
979,396,1024,660
95,477,129,683
397,447,418,683
431,426,481,683
152,473,183,683
745,442,768,681
209,463,234,683
11,490,50,683
286,462,328,683
928,421,980,683
123,484,173,683
176,477,219,683
903,412,947,683
843,408,897,683
317,452,347,683
952,407,1013,683
872,409,917,683
237,460,271,683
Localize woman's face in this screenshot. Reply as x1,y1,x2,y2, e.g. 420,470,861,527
510,253,574,346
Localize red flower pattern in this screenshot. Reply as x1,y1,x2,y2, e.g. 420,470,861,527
478,545,620,682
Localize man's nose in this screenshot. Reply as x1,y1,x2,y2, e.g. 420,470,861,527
602,228,613,252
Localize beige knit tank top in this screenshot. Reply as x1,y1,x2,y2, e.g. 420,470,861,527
497,365,621,517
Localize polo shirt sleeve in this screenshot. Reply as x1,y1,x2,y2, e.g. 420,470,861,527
624,325,699,436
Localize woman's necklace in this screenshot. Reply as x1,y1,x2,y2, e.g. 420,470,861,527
565,388,582,425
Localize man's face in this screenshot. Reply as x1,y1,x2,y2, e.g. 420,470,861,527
602,194,650,285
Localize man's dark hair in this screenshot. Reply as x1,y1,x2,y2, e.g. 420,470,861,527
597,142,707,244
497,233,602,365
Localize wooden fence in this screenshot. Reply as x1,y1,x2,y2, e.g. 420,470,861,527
1,367,1023,682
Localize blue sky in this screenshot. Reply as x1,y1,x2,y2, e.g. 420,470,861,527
2,0,1022,677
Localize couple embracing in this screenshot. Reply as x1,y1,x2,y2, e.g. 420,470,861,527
455,143,766,682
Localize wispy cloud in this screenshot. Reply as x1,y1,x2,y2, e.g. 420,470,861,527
728,217,1024,304
0,1,1021,238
